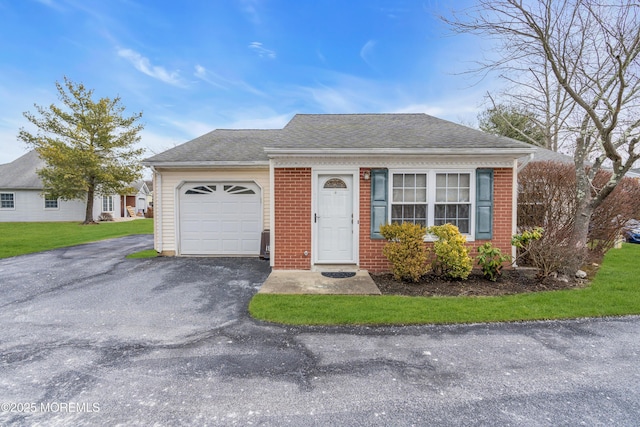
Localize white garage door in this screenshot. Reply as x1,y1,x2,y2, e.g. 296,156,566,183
179,182,262,255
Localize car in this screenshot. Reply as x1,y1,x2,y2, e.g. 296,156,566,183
624,220,640,244
626,228,640,243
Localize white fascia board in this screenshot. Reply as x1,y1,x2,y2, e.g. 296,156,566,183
141,161,269,168
264,147,536,158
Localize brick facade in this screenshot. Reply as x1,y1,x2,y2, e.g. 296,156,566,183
274,166,515,272
358,167,514,273
273,168,312,269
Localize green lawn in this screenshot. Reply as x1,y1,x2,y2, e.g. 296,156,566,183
249,243,640,325
0,219,154,258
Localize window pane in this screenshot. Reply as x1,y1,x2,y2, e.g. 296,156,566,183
436,189,446,202
391,204,403,220
393,174,403,187
404,174,415,187
436,174,446,187
392,189,403,202
415,204,426,219
404,189,415,202
415,189,427,202
434,204,445,218
458,220,469,234
459,189,470,203
416,174,427,187
460,174,470,187
445,204,457,218
447,189,458,202
447,174,458,187
459,204,470,218
404,205,415,219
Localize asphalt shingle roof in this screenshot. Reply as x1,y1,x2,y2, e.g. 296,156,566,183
0,150,45,189
279,114,532,150
143,113,534,164
144,129,282,163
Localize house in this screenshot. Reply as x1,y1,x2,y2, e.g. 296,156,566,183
0,150,133,222
120,180,151,217
143,114,535,271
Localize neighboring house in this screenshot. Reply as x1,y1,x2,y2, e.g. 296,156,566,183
519,146,575,170
0,150,125,222
120,180,151,217
144,114,535,272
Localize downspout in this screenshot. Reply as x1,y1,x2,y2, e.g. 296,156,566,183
512,158,519,265
151,166,163,254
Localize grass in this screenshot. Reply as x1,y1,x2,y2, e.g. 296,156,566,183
249,243,640,325
126,249,159,259
0,219,154,258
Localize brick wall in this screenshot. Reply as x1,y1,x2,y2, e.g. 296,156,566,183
273,168,312,269
359,168,391,272
358,167,515,273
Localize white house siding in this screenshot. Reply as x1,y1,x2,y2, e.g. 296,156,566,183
0,189,122,222
155,167,270,255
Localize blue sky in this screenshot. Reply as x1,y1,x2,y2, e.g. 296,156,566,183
0,0,497,165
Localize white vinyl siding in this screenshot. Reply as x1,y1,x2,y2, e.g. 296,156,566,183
0,190,121,222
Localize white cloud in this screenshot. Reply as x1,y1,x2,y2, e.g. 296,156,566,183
360,39,377,68
238,0,261,25
194,64,228,90
193,65,265,96
248,42,276,59
117,48,185,87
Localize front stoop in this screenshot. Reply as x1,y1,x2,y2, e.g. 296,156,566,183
258,270,381,295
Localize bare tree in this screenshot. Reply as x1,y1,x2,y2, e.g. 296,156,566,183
446,0,640,269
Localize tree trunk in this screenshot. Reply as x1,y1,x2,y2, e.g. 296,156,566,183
84,186,95,224
566,166,593,273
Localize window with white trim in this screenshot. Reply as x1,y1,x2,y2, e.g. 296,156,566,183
0,192,15,209
44,194,59,209
434,173,471,233
102,195,114,212
391,173,427,227
389,170,474,236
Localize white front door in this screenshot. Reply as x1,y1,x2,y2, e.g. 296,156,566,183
316,174,354,263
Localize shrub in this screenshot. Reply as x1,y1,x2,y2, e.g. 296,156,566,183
511,227,567,278
476,242,511,281
518,161,640,272
98,212,114,221
428,224,472,280
380,222,429,282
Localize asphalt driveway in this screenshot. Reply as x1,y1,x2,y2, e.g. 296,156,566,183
1,235,639,426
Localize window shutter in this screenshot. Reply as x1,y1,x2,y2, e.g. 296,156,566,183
475,169,494,240
370,169,388,239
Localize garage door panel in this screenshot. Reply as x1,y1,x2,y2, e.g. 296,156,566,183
242,220,260,232
179,182,262,255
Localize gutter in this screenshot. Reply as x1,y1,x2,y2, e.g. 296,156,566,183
141,160,269,168
517,153,535,172
150,166,162,253
264,147,537,157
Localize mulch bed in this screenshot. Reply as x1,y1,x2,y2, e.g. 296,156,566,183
371,269,588,297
